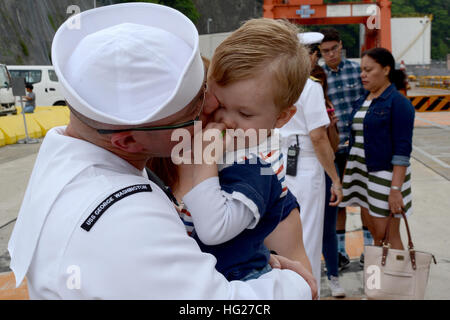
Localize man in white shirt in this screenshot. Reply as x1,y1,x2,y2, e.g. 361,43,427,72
8,3,311,299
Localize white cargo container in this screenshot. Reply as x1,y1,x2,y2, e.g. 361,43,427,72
391,16,432,65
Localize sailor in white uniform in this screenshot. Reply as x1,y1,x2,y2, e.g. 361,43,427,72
7,3,312,300
280,32,343,297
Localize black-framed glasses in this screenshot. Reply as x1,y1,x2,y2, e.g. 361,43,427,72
97,82,208,134
320,44,340,56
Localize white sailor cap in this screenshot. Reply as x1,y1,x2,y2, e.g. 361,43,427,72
297,32,324,45
52,3,204,125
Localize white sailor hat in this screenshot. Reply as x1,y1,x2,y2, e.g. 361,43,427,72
297,32,324,45
51,3,204,125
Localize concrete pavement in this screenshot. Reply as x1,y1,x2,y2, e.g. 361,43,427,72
0,142,40,228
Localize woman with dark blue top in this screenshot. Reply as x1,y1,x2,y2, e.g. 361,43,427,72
339,48,415,250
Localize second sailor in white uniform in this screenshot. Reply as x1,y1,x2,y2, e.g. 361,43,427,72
280,32,343,296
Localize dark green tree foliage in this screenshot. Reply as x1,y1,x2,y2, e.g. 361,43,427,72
117,0,199,23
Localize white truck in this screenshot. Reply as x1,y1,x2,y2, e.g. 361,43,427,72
0,64,17,116
8,65,65,107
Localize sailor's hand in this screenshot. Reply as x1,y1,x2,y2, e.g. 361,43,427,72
269,254,318,300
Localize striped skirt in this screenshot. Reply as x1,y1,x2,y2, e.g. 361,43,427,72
339,101,413,218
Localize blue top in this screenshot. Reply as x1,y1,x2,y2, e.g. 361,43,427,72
324,59,366,153
348,83,415,172
192,153,299,281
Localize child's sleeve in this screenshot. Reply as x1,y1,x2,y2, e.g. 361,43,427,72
182,161,276,246
280,189,300,221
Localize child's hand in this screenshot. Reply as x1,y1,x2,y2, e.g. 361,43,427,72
198,122,233,163
269,254,318,300
189,122,228,187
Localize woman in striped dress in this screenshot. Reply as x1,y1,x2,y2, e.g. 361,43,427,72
339,48,415,250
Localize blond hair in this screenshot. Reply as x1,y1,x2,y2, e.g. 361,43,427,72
209,18,310,110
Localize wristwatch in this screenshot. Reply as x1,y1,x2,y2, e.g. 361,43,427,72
391,186,401,191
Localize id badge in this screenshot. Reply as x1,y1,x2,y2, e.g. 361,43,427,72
286,145,299,176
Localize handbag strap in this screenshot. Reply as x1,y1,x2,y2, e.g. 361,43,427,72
381,210,417,270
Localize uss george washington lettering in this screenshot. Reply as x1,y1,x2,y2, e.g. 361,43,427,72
80,184,152,232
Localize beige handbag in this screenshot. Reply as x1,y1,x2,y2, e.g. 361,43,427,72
363,211,436,300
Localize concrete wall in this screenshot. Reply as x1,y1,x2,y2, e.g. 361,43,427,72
193,0,263,35
199,32,232,60
0,0,96,65
0,0,263,65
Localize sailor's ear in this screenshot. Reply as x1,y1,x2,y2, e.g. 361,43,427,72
110,132,145,153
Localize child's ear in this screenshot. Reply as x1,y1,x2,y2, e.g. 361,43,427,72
275,105,296,128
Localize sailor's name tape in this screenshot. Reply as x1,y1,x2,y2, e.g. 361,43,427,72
81,184,152,232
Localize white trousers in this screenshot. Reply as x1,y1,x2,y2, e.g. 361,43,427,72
284,152,325,296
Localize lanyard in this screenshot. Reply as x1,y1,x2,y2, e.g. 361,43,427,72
145,168,179,206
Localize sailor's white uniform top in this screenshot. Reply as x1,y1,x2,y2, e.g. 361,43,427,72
280,78,330,151
8,127,311,299
279,78,331,296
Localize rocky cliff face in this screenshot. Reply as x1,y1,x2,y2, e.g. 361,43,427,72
0,0,263,65
0,0,99,65
193,0,263,35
